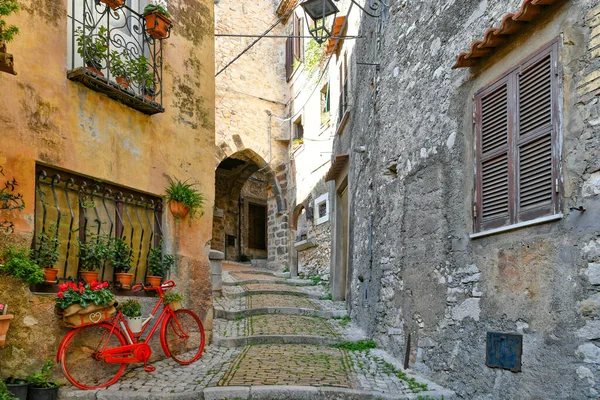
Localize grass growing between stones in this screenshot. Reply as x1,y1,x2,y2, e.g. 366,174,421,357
372,356,429,393
333,315,351,327
320,292,333,300
331,339,377,351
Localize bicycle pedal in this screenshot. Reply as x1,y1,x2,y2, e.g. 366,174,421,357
144,365,156,372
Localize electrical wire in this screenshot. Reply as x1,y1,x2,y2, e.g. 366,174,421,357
215,3,301,77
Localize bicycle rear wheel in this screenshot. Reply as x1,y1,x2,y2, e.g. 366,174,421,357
59,323,127,389
161,309,205,364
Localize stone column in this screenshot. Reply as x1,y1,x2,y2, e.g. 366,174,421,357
209,249,224,297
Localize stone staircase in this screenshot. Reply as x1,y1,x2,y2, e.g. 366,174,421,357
59,262,455,399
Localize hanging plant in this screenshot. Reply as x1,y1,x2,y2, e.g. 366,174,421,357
0,0,19,44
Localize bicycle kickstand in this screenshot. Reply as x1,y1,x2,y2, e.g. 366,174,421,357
144,360,156,373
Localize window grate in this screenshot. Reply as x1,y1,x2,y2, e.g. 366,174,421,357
33,165,162,292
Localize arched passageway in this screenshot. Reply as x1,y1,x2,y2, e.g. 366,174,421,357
211,149,288,267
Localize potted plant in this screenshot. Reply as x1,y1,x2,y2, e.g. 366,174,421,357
163,292,183,311
0,381,18,400
165,178,205,220
0,307,13,347
76,233,110,283
143,0,172,40
4,377,27,400
99,0,124,10
129,55,155,97
109,51,132,88
110,236,133,289
33,229,60,284
26,360,59,400
75,26,109,76
0,246,45,286
146,245,175,287
121,299,143,333
0,0,19,75
55,281,116,328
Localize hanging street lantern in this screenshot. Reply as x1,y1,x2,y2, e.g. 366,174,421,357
300,0,339,44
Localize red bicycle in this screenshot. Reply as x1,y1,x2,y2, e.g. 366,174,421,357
56,280,205,390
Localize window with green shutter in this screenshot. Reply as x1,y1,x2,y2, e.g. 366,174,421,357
474,41,560,233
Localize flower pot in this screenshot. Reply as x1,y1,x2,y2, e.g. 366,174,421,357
167,301,181,311
169,200,190,219
44,268,59,284
84,66,104,77
0,314,14,346
99,0,124,9
126,316,144,333
27,386,58,400
80,271,98,283
146,276,162,287
115,272,133,289
115,76,129,89
6,381,28,400
144,12,172,40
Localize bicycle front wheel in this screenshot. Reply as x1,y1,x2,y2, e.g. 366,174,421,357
59,323,128,390
161,309,205,364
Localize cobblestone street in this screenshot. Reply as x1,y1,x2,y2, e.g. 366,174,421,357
59,263,454,399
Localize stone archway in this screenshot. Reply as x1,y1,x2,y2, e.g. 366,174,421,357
212,148,288,270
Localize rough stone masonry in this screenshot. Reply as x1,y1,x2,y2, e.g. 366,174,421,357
339,0,600,398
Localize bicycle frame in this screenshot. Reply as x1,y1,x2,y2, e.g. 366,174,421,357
58,280,189,367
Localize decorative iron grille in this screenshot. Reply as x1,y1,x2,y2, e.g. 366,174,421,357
67,0,165,115
33,165,163,293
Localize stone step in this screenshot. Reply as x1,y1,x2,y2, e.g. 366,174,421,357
223,279,314,287
214,306,347,320
222,289,324,299
213,294,347,314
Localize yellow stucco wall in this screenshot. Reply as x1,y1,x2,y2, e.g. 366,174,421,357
0,0,215,378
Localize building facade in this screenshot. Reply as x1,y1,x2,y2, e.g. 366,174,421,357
337,0,600,398
0,0,215,377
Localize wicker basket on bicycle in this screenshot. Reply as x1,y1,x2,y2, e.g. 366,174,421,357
55,301,117,328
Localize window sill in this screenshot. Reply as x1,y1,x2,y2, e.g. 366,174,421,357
470,213,563,239
67,68,164,115
294,238,317,251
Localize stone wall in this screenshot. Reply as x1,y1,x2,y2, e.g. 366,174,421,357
344,0,600,398
214,0,290,270
0,0,214,378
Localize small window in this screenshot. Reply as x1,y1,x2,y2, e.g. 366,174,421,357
321,83,330,126
293,117,304,141
474,41,560,233
314,193,329,225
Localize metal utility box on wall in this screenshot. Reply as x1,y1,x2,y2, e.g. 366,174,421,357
486,332,523,372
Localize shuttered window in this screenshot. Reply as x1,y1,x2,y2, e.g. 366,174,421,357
474,42,560,232
285,14,303,81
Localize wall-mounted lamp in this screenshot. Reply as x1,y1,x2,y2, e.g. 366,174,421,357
300,0,387,44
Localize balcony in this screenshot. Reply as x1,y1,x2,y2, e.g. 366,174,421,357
67,0,169,115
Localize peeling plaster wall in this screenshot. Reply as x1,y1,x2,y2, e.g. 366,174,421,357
346,0,600,398
0,0,215,378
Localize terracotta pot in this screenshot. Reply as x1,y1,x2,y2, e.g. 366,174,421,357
80,271,98,283
169,200,190,219
115,272,133,289
0,314,14,346
144,12,172,40
100,0,124,9
44,268,59,284
85,66,104,77
116,76,129,89
144,94,154,101
146,276,162,287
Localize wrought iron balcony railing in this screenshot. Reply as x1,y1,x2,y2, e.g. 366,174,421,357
67,0,166,115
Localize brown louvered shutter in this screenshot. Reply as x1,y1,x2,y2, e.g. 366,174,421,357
285,36,293,81
474,41,559,233
516,45,558,222
476,78,512,231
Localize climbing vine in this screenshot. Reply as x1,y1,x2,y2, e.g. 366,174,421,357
0,165,25,233
304,39,326,79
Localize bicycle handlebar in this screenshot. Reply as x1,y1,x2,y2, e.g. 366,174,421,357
132,280,176,295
